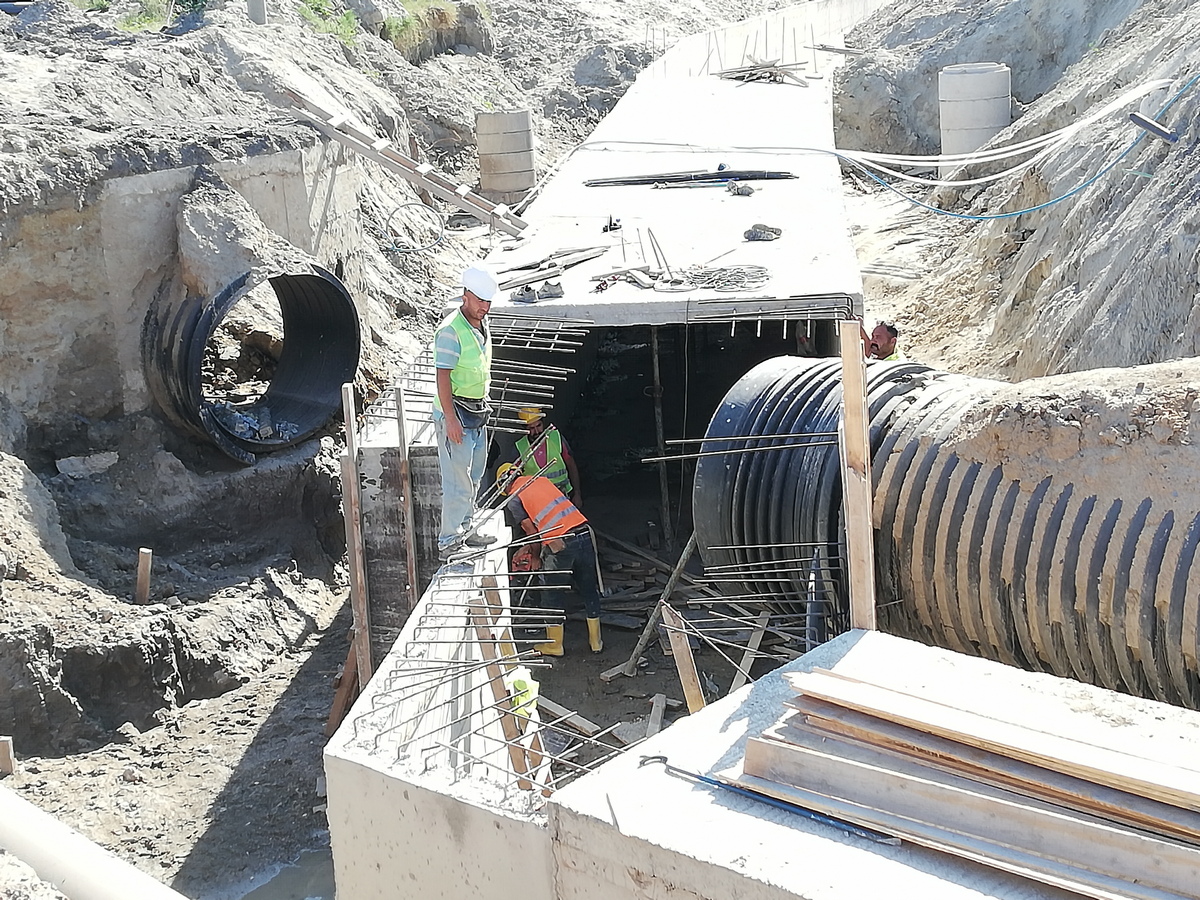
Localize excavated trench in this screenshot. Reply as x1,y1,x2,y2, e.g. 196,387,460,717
695,355,1200,707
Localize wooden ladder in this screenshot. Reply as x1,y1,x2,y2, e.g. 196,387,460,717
284,88,531,238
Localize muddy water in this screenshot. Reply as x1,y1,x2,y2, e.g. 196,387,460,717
240,850,334,900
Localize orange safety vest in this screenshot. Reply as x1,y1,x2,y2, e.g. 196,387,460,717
511,475,587,543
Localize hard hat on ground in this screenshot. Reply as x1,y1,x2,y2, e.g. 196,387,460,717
461,265,499,301
517,407,546,424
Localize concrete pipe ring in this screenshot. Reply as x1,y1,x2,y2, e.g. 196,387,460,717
142,265,361,465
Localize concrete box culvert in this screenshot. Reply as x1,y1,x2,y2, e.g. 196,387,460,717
694,355,1200,708
142,265,360,464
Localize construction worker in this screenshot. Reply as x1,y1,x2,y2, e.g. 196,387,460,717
497,462,603,655
514,407,582,504
859,319,906,361
434,264,500,557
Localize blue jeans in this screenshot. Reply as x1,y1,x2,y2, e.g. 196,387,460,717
541,531,601,618
434,412,488,549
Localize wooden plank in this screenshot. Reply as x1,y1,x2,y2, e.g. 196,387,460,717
661,605,706,713
469,602,533,791
324,641,359,737
787,699,1200,845
613,532,698,680
744,726,1200,900
785,669,1200,812
340,383,373,688
729,611,769,692
538,697,603,737
728,770,1179,900
394,385,420,617
838,320,875,630
646,694,667,737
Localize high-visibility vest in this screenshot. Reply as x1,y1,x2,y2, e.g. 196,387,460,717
511,475,587,543
516,429,570,492
434,309,491,412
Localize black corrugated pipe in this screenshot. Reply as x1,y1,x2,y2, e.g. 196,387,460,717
694,355,1200,708
142,266,360,464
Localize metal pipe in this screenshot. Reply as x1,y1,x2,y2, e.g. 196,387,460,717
0,786,191,900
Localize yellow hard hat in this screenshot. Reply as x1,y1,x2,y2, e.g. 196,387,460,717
496,462,517,489
517,407,545,424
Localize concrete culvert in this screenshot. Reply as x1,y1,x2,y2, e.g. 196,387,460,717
143,266,360,465
695,355,1200,708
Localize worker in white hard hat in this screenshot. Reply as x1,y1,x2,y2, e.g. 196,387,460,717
497,462,603,655
434,264,500,558
514,407,582,506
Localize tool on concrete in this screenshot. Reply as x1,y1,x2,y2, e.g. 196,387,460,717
637,755,899,844
585,169,797,187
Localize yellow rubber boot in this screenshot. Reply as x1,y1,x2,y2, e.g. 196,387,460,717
536,625,564,657
587,617,603,653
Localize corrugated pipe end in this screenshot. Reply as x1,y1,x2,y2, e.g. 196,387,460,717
142,265,361,465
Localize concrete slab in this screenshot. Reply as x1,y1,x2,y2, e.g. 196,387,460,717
548,630,1094,900
486,74,863,326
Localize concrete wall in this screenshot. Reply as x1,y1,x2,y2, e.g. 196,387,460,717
325,754,554,900
325,546,556,900
0,144,364,427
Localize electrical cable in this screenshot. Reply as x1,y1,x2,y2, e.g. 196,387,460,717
383,202,446,253
568,74,1197,222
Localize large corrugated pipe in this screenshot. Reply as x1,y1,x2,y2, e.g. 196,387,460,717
694,355,1200,707
142,266,360,464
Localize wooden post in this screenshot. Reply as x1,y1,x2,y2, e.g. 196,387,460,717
839,321,877,631
134,548,152,605
341,383,374,689
603,531,698,681
730,611,770,692
324,641,359,737
646,694,667,737
661,605,706,713
394,383,420,616
0,737,14,776
650,326,675,547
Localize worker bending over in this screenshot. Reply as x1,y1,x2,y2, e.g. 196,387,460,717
497,463,602,655
514,407,582,505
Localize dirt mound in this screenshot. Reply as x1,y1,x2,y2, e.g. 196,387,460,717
839,0,1200,382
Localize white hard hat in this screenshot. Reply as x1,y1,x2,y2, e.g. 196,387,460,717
461,265,499,301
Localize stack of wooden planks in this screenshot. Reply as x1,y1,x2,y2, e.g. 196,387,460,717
732,666,1200,900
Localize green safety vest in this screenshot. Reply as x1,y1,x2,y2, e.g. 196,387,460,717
434,309,492,412
517,429,570,492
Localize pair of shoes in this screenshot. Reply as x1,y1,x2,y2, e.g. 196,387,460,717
511,284,538,303
744,225,781,241
752,222,782,235
727,182,755,196
537,281,564,299
462,532,497,549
